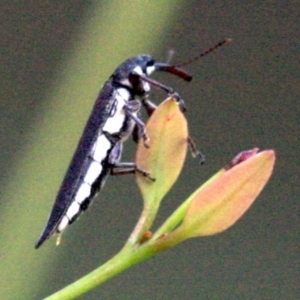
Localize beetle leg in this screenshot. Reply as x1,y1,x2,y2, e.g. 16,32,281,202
110,163,155,181
108,142,155,181
124,101,150,147
141,98,157,116
188,136,205,164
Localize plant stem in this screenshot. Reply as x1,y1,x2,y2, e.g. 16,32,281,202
44,243,157,300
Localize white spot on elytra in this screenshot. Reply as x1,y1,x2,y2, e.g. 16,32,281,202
57,216,69,232
84,161,102,185
66,202,80,221
102,88,130,134
75,182,91,204
92,134,111,162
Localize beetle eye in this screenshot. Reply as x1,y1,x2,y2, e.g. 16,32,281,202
146,59,155,67
141,58,155,75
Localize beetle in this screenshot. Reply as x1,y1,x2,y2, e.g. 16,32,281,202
35,39,230,248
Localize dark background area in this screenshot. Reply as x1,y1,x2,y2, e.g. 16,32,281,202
0,1,298,299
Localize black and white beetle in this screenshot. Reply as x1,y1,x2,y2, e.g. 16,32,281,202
35,39,230,248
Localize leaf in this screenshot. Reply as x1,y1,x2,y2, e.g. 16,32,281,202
136,97,188,205
176,150,275,237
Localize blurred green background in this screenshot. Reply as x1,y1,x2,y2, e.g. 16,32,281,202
0,1,298,299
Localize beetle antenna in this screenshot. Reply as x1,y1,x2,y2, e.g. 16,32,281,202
175,38,232,68
166,48,175,64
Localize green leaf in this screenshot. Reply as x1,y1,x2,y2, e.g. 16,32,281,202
136,97,188,205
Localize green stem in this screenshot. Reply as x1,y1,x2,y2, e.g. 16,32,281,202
45,198,163,300
44,243,157,300
44,215,189,300
125,200,160,247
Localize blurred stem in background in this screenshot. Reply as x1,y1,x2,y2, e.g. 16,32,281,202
0,1,184,299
